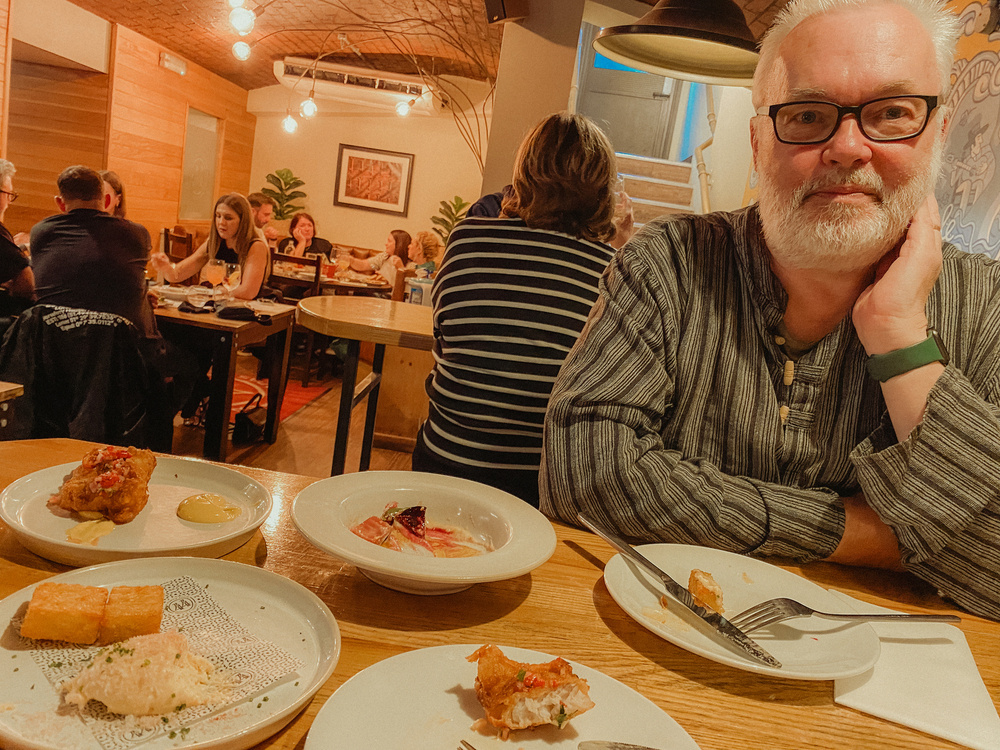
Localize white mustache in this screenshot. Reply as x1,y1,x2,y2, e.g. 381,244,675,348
792,170,885,206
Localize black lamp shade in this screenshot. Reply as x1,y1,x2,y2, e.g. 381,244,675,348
594,0,760,86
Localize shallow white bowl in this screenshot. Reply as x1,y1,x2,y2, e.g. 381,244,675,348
291,471,556,594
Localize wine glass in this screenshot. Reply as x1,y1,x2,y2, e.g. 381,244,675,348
202,258,227,287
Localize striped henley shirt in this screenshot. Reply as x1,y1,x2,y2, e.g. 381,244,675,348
541,205,1000,621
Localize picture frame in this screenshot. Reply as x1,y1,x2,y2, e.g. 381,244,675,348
334,144,414,216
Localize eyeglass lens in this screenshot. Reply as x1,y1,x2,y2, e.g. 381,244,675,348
0,190,16,202
773,97,931,144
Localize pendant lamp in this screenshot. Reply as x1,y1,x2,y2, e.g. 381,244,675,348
593,0,759,86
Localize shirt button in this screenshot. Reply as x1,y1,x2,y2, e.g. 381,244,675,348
783,359,794,386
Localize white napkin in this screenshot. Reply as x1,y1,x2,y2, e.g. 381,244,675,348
831,591,1000,750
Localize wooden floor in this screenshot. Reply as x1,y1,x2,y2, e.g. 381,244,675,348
170,350,413,478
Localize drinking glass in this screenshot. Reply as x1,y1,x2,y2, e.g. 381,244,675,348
202,259,227,287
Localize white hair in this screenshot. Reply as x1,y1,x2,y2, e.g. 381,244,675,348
752,0,962,106
0,159,15,183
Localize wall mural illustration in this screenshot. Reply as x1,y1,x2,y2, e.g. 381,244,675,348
940,1,1000,258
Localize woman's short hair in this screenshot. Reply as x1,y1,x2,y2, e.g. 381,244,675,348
413,230,443,261
208,193,266,276
289,211,316,235
501,112,617,243
389,229,412,259
99,170,127,219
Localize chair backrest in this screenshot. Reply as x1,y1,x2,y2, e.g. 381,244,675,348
162,226,194,258
271,250,322,297
391,268,417,302
0,305,163,448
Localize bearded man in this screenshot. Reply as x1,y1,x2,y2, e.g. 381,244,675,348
540,0,1000,621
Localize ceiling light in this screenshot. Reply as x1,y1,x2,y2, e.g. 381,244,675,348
232,41,251,61
282,114,298,134
593,0,759,87
227,0,244,7
300,97,318,118
229,6,256,35
395,99,414,117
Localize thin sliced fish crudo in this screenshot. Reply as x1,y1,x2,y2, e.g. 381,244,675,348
349,503,493,558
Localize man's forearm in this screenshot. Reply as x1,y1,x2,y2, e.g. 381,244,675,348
824,494,904,570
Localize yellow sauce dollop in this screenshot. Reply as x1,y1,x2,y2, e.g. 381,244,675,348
176,493,242,523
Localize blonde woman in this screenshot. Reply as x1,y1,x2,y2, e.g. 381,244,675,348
408,231,442,276
151,193,269,300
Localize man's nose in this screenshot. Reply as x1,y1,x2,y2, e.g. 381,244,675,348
822,114,873,168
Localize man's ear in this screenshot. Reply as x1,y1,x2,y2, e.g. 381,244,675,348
104,191,112,210
55,195,67,213
750,120,760,172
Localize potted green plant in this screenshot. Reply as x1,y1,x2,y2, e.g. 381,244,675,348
431,195,470,243
261,168,307,221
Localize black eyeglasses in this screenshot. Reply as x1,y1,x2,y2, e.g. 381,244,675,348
0,189,17,202
756,95,939,145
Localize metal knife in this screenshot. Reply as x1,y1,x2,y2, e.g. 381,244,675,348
579,743,668,750
578,513,781,669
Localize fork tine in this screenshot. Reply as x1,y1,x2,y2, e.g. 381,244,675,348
732,608,784,633
729,601,775,629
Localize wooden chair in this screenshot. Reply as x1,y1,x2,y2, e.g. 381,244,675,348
160,227,196,285
392,268,416,302
270,251,326,386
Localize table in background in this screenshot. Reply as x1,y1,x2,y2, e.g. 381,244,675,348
0,381,22,403
0,438,996,750
270,266,390,297
296,295,432,474
154,303,294,461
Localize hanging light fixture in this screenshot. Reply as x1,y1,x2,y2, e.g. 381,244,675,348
593,0,759,86
232,40,252,61
300,97,318,118
227,0,245,8
395,99,415,117
229,6,256,35
282,113,298,133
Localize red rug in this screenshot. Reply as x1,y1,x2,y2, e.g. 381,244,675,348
229,373,334,424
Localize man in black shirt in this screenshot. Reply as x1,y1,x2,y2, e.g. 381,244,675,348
0,159,33,319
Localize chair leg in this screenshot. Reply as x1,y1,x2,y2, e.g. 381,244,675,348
301,329,315,387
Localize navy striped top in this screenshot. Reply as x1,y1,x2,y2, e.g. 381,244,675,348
421,216,615,472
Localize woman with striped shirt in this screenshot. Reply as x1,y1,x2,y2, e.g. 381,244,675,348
412,112,631,505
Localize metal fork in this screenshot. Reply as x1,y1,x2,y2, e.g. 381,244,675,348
729,597,961,632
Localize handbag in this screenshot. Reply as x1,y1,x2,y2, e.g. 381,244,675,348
232,393,267,444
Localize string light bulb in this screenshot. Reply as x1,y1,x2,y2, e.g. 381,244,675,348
282,114,298,134
232,41,251,61
227,0,244,7
300,97,318,118
229,6,255,35
395,99,414,117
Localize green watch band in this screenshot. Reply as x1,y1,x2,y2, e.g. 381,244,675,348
866,329,949,382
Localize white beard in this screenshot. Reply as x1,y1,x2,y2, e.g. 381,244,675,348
757,140,942,273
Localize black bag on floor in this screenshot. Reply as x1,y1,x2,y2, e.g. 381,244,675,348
232,393,266,444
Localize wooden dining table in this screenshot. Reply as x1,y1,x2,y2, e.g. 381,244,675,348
0,438,995,750
154,301,295,461
296,295,433,475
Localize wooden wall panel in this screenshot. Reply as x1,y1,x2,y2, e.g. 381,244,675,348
3,61,109,234
0,0,11,156
106,25,256,250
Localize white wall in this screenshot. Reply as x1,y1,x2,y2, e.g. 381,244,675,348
708,86,756,212
11,0,110,72
247,85,485,250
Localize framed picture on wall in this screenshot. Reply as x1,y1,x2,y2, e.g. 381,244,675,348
334,144,414,216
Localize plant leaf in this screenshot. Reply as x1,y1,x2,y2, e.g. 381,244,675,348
285,179,305,190
285,190,307,200
260,188,281,200
265,174,283,189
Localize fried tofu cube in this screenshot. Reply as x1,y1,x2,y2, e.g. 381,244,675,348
98,585,164,644
20,582,109,644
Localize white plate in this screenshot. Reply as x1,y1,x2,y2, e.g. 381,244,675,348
291,471,556,594
305,644,700,750
151,284,199,301
0,457,272,566
604,544,881,680
0,557,340,750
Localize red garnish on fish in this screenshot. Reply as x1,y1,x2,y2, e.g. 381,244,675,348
382,504,427,537
349,503,493,558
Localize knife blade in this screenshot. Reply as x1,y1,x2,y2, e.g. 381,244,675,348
579,742,665,750
578,513,781,669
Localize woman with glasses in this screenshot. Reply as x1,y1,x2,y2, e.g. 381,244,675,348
0,159,33,321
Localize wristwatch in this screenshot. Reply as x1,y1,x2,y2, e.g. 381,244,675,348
866,328,949,382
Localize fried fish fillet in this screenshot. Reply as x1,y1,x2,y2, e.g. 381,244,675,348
49,446,156,524
467,645,594,737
